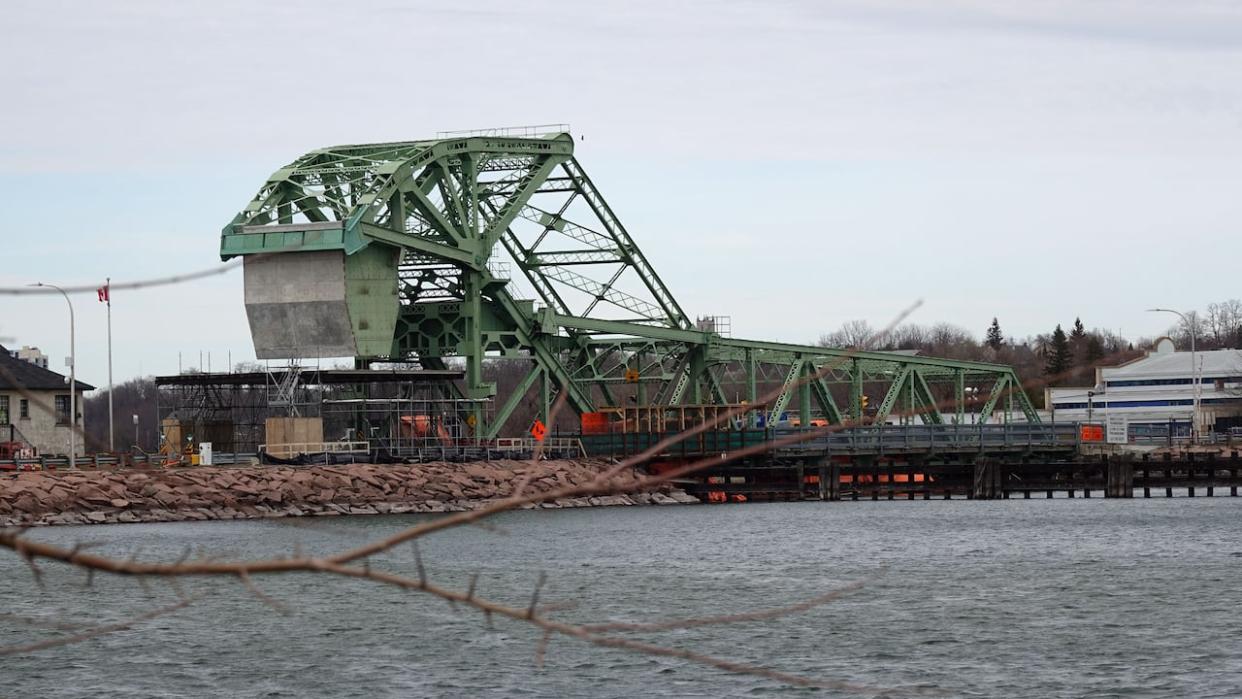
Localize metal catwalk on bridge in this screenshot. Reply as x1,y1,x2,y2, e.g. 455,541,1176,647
220,127,1039,436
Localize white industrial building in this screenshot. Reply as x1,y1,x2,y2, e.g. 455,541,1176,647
1046,338,1242,437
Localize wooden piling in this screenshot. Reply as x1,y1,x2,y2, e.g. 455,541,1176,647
1105,458,1133,498
972,459,999,500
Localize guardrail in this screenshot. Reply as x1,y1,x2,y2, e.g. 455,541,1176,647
493,437,586,457
259,441,371,457
0,452,260,471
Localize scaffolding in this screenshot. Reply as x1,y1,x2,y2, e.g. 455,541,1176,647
155,366,469,456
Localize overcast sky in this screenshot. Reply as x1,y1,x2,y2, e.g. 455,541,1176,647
2,0,1240,387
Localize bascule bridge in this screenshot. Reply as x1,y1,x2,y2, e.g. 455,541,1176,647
219,127,1039,440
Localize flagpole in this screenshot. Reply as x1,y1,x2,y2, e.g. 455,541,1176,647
106,277,114,451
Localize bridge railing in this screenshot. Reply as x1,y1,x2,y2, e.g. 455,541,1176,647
577,424,1079,459
774,423,1080,455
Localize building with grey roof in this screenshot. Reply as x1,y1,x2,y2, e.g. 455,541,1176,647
0,344,95,457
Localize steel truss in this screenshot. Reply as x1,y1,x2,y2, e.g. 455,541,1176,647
222,131,1039,436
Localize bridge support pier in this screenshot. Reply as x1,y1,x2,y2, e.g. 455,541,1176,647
817,461,840,501
972,459,1002,500
1105,458,1134,498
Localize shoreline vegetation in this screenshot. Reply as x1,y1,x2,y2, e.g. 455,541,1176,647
0,460,701,527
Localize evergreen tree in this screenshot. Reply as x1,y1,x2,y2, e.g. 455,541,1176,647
985,318,1004,351
1085,335,1104,363
1045,324,1071,378
1069,317,1087,347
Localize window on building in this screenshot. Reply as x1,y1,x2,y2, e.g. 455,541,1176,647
19,399,29,419
0,396,8,425
54,395,71,425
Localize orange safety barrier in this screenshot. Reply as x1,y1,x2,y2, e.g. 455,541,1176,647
841,473,928,484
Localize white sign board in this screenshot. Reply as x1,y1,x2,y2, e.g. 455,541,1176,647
1105,415,1128,445
199,442,213,466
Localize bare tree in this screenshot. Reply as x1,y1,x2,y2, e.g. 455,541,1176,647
818,319,875,349
1205,300,1242,349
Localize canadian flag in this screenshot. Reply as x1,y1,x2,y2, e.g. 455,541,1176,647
97,284,109,303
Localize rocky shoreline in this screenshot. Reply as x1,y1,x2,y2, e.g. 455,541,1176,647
0,459,700,527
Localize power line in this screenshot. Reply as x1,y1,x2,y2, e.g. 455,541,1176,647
0,259,243,296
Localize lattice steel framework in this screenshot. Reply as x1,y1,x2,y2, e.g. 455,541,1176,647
221,130,1039,436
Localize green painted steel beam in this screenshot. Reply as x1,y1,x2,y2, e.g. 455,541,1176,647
911,369,944,425
487,364,543,439
807,361,846,425
766,358,806,422
976,375,1008,424
872,367,912,425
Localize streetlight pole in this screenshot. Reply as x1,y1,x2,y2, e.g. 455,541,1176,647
1148,308,1198,443
106,277,113,451
32,283,76,469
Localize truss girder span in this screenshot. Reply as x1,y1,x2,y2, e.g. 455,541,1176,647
221,131,1039,436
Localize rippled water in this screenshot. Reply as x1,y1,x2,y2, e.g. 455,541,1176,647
4,499,1242,698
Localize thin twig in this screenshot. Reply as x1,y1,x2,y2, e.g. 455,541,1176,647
0,595,201,656
527,572,547,619
238,570,289,614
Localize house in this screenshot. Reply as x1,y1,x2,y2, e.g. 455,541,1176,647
1046,338,1242,436
0,344,95,456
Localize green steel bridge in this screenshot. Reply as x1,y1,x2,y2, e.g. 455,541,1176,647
219,127,1038,438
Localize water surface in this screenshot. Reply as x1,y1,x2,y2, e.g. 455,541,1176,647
3,499,1241,698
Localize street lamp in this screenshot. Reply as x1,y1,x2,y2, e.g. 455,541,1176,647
30,282,76,469
1148,307,1198,442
